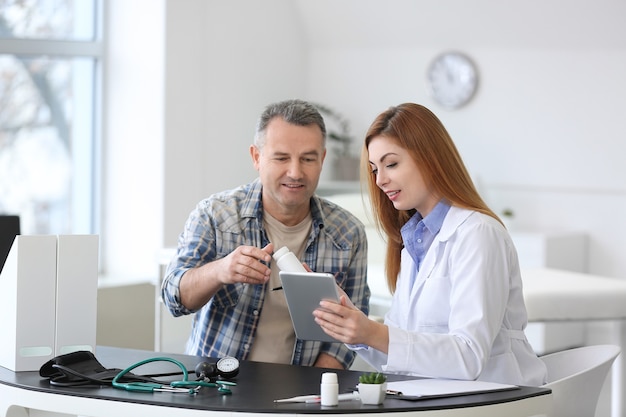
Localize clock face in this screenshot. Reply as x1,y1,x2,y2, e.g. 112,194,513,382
427,52,478,110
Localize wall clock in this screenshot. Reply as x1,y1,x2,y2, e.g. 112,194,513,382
427,52,478,110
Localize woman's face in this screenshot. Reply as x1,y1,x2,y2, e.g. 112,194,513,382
368,135,439,217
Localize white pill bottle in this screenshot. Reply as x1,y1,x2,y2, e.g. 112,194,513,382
272,246,306,272
320,372,339,406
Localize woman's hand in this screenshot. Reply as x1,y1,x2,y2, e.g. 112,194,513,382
313,287,389,352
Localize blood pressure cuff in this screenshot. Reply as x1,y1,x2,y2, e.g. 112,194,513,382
40,350,158,387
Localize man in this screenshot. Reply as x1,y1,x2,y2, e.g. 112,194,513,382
161,99,369,369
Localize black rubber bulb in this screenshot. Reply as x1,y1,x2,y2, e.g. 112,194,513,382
195,361,217,381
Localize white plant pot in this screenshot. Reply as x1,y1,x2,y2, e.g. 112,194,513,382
357,382,387,405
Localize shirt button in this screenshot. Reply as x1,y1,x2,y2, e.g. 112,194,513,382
244,344,250,350
253,310,259,316
417,239,422,243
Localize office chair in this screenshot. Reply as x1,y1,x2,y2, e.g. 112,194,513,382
540,344,620,417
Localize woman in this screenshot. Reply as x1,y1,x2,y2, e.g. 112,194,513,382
313,103,547,386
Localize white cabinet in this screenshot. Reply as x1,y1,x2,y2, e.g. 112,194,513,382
511,231,588,273
511,231,589,355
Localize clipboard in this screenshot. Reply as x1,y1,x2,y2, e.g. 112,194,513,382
385,379,519,401
278,271,340,343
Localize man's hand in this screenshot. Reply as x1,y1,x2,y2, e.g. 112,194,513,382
180,243,273,310
213,243,273,285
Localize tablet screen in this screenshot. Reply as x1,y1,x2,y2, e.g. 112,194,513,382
278,271,340,342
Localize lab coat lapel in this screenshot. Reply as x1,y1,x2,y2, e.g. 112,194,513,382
411,241,439,295
411,206,472,294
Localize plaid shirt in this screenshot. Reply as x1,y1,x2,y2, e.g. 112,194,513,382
161,179,370,368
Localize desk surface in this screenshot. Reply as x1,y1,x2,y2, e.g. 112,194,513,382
0,346,550,416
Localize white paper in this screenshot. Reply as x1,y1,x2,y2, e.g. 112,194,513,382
386,379,518,399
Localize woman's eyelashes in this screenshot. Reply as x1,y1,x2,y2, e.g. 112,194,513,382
369,161,398,176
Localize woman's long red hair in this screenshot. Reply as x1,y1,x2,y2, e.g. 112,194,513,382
361,103,501,293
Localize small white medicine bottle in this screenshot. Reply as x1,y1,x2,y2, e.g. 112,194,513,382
272,246,306,272
320,372,339,406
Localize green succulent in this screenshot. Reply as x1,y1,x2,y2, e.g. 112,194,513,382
358,372,387,384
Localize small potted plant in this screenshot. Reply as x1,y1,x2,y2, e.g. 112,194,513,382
357,372,387,405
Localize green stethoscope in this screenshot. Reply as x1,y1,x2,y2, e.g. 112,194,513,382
111,357,237,395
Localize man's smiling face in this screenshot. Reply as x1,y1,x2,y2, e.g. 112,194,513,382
251,117,326,225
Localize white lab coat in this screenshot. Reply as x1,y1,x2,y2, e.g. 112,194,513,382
357,206,547,386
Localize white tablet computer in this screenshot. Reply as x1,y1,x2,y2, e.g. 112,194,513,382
278,271,340,343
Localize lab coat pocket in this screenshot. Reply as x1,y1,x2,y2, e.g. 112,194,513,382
416,274,451,327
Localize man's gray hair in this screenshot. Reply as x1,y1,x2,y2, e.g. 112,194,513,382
254,99,326,149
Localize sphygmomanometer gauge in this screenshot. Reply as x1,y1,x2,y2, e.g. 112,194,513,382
216,356,240,379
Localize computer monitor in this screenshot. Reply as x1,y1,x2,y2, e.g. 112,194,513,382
0,215,21,274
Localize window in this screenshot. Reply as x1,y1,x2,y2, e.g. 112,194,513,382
0,0,101,234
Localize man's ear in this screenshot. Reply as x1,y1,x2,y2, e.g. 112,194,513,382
250,144,261,170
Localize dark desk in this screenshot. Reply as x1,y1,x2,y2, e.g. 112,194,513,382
0,346,551,417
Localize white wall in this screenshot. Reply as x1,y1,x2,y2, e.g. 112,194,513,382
296,1,626,279
162,0,308,245
104,0,626,282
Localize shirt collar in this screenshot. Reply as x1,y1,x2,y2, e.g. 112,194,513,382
422,200,451,235
402,200,451,236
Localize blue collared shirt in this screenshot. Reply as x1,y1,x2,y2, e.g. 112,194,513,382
161,178,370,369
401,201,451,271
